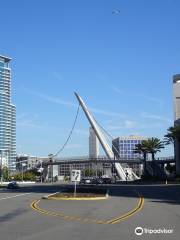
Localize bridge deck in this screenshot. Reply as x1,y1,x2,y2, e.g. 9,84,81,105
42,157,175,166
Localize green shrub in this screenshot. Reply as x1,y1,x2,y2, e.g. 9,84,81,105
12,171,36,181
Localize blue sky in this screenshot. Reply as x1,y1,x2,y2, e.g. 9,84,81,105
1,0,179,157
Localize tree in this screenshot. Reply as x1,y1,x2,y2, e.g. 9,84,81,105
12,171,36,181
134,143,148,176
144,137,164,161
2,167,9,181
142,138,164,178
134,138,164,177
164,125,180,176
83,168,95,177
164,126,180,145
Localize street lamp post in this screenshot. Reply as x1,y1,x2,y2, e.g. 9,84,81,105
21,163,27,182
40,160,43,183
22,163,23,182
37,160,43,183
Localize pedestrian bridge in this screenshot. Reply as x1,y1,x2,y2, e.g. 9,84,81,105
41,156,175,166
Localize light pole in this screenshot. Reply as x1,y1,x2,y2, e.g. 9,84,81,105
8,162,16,180
39,160,43,183
37,160,44,183
21,163,23,182
21,163,27,182
48,154,54,182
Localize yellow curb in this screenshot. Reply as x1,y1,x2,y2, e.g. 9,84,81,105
30,193,144,225
47,196,108,201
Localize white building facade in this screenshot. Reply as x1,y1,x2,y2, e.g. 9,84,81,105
173,74,180,175
89,127,99,158
173,74,180,124
0,55,16,170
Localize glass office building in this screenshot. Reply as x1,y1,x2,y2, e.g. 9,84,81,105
0,55,16,169
112,135,147,159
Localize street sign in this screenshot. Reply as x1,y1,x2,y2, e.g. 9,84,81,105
71,169,81,182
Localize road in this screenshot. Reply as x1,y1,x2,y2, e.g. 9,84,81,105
0,183,180,240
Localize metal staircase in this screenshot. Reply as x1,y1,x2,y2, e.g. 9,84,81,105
146,161,167,179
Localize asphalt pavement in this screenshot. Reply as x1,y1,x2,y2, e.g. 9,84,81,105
0,183,180,240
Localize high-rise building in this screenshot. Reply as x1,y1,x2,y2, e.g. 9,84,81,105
173,74,180,175
0,55,16,170
89,127,99,158
173,74,180,125
112,135,147,159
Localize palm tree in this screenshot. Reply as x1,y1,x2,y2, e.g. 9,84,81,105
144,137,164,161
134,138,164,177
164,125,180,176
164,126,180,145
134,143,148,176
143,138,164,177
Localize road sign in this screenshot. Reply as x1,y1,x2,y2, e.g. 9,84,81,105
71,169,81,182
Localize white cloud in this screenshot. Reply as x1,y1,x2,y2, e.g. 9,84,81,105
65,144,84,149
17,113,28,121
139,122,165,129
141,112,172,123
90,107,126,118
139,95,163,106
25,89,127,118
17,113,42,128
74,129,89,136
112,86,163,106
107,120,137,131
26,90,76,108
124,120,137,128
111,86,124,95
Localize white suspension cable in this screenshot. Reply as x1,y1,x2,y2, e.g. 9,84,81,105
54,104,80,157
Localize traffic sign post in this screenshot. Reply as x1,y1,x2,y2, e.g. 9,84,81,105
74,181,77,198
71,170,81,197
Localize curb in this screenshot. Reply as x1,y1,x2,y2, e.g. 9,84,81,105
42,189,109,201
48,196,108,201
42,192,60,199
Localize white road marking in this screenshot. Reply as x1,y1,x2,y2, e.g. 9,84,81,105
0,193,31,201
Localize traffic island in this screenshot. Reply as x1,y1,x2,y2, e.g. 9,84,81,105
42,188,109,200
